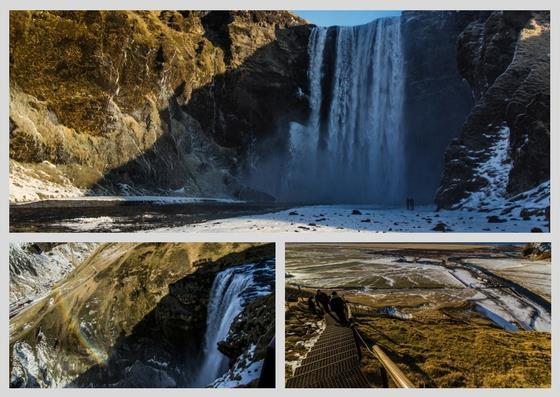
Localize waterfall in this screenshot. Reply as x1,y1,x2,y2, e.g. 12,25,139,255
194,261,274,387
284,17,405,204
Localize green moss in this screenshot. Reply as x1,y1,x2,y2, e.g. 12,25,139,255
10,11,225,137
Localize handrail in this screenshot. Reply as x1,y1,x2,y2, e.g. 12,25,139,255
371,345,415,388
346,300,353,319
352,317,415,388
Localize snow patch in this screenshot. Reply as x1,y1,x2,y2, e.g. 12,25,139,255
211,345,263,388
285,319,326,374
10,160,86,203
379,306,413,319
456,125,549,218
459,126,513,210
10,243,98,306
154,203,548,233
474,304,518,331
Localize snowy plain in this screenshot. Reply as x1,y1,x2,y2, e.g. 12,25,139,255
153,204,548,233
287,250,551,333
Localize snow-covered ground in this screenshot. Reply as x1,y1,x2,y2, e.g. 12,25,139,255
10,161,86,203
286,255,465,289
287,247,550,333
211,345,264,388
153,204,548,233
51,217,118,232
9,243,99,306
456,123,549,218
285,319,326,375
458,125,513,211
468,258,551,300
449,268,550,332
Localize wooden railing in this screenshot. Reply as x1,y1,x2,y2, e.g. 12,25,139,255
371,344,415,388
347,300,415,388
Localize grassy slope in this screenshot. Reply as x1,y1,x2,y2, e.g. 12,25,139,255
356,311,551,388
10,11,221,137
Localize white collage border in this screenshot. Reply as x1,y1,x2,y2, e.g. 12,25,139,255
1,0,557,395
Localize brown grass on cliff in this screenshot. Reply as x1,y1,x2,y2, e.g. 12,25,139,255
356,311,551,388
10,11,227,136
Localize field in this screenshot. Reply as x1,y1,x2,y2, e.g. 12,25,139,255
285,243,551,388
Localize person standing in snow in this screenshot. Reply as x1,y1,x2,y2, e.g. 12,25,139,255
315,289,330,313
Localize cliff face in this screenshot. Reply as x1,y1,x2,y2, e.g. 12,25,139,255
435,11,550,211
9,242,273,387
522,243,551,260
9,243,98,305
10,11,549,210
9,11,309,202
402,11,482,203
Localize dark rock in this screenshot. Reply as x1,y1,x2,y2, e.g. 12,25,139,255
500,206,516,215
432,222,450,232
520,208,543,219
522,242,550,258
110,361,176,388
219,294,275,366
351,210,362,215
487,215,506,223
26,243,63,254
402,11,481,203
436,11,550,209
234,186,276,202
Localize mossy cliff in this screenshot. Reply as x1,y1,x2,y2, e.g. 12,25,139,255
9,243,274,387
9,11,310,201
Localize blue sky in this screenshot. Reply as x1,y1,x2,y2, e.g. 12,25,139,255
294,11,401,26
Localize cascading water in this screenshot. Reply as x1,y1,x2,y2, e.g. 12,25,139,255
193,260,274,387
283,17,406,204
